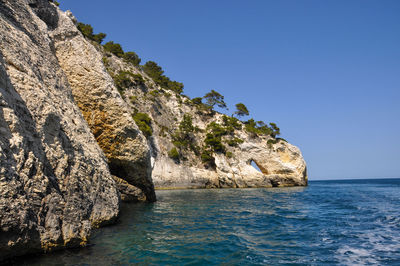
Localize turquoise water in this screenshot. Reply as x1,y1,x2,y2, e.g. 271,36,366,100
17,179,400,265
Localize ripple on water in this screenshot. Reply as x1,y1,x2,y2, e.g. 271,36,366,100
13,179,400,265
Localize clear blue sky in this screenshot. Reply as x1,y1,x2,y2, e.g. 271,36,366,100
58,0,400,180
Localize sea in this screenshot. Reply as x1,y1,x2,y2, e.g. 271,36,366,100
14,178,400,265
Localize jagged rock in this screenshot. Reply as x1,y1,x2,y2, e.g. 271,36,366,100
50,8,156,202
112,176,146,202
0,0,119,260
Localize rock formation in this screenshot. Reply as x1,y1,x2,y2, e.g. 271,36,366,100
96,50,308,190
49,8,155,202
0,0,120,260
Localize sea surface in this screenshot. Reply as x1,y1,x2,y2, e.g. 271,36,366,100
16,178,400,265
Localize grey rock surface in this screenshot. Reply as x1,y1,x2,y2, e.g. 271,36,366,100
0,0,119,260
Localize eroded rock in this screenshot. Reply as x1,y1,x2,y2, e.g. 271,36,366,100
50,9,155,202
0,0,119,260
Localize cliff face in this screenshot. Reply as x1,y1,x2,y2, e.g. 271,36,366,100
49,8,155,202
0,0,120,260
0,0,307,260
97,47,308,190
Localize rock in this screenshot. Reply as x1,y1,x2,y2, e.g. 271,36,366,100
50,8,156,202
112,176,146,202
96,52,308,189
0,0,119,260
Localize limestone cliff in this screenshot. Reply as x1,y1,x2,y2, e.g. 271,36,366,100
92,41,308,189
0,0,307,261
0,0,121,260
49,8,155,202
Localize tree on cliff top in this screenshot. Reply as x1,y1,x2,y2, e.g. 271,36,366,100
77,22,106,44
203,90,227,110
103,41,124,57
123,51,141,66
234,103,249,118
143,61,184,94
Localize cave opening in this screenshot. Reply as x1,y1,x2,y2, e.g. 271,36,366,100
250,159,263,173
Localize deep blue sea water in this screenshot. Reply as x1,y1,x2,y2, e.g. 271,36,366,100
16,178,400,265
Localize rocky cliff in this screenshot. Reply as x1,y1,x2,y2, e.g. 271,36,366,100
92,37,308,190
0,0,306,261
0,0,148,260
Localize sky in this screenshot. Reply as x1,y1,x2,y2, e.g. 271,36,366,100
58,0,400,180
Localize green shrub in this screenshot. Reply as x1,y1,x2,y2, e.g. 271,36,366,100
269,122,281,138
53,1,60,6
191,97,203,105
149,90,160,98
123,51,141,66
172,114,197,151
163,92,172,99
102,56,110,67
204,133,225,153
103,41,124,57
142,61,184,94
132,112,152,138
226,137,244,147
129,96,137,104
168,147,180,161
132,73,145,85
244,119,275,137
207,122,228,138
222,115,242,133
113,71,135,96
226,151,233,158
77,23,106,44
201,149,216,169
234,103,249,118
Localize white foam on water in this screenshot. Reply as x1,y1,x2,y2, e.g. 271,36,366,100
335,246,378,265
334,215,400,265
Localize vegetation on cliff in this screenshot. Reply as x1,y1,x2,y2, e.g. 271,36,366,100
78,21,283,168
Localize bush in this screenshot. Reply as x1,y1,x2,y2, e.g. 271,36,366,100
204,133,225,153
113,71,135,96
207,122,228,138
226,137,244,147
172,114,197,151
222,115,242,133
103,41,124,57
244,119,273,137
131,73,145,85
123,51,141,66
149,90,160,98
77,23,106,44
143,61,184,94
168,147,180,161
132,112,152,138
201,149,216,169
191,97,203,105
